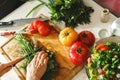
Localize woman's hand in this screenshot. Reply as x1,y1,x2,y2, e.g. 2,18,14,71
0,58,21,77
26,51,49,80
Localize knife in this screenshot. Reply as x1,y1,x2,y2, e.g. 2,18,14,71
0,17,49,31
12,46,43,67
0,30,30,36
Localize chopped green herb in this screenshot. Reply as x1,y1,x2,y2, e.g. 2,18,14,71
15,34,58,80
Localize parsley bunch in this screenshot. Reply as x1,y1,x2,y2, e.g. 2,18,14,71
26,0,94,28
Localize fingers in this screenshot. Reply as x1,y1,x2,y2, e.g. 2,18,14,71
43,57,49,65
38,51,48,64
30,51,48,67
26,51,49,80
31,52,39,65
0,66,12,77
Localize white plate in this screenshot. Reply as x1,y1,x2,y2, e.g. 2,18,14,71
96,36,120,45
86,36,120,79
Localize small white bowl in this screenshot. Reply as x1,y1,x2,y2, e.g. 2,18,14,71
110,18,120,36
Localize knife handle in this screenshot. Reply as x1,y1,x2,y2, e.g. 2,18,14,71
0,31,15,36
0,21,14,26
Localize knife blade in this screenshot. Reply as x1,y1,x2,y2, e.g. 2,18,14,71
0,17,49,31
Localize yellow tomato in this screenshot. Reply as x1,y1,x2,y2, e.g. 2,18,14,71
59,27,78,46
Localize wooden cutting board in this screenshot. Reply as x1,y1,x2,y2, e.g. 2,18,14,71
0,16,82,80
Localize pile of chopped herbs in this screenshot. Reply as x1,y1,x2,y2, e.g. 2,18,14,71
87,42,120,80
15,34,58,80
26,0,94,28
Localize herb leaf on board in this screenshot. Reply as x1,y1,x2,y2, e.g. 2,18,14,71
15,34,58,80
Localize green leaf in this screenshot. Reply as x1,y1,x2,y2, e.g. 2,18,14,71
26,3,43,17
15,34,58,80
26,0,94,28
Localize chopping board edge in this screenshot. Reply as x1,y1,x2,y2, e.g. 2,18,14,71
0,36,26,80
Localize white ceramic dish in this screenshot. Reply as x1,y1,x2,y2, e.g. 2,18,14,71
86,36,120,79
96,36,120,44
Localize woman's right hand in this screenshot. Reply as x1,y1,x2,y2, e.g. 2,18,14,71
0,58,22,77
26,51,49,80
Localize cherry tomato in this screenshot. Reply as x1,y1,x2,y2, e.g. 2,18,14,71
69,42,89,66
96,43,109,51
78,30,95,48
38,23,51,36
96,43,105,50
32,20,44,31
100,70,106,75
27,20,51,36
59,27,78,46
27,22,37,34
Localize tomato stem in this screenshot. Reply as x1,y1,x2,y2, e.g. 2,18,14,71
65,32,69,36
82,33,87,38
76,48,82,53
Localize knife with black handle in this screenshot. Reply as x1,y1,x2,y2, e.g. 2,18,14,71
0,17,49,31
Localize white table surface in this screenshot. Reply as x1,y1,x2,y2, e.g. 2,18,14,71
0,0,117,80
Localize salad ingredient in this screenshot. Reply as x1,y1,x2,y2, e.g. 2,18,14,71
15,34,58,80
26,0,94,28
38,23,51,36
87,42,120,80
59,27,78,46
87,57,92,66
96,43,110,51
28,22,37,34
27,20,51,36
78,30,95,47
32,20,44,31
69,42,89,66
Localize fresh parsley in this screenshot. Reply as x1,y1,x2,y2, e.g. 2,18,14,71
26,0,94,28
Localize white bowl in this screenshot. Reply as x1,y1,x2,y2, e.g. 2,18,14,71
96,36,120,45
110,18,120,36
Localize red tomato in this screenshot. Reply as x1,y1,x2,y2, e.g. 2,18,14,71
32,20,44,31
100,70,106,75
27,22,37,34
78,30,95,48
96,43,105,50
96,43,110,51
38,23,51,36
69,42,89,66
27,20,51,36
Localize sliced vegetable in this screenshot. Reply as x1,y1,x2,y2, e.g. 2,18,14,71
87,42,120,80
27,20,51,36
38,23,51,36
27,22,37,34
96,43,110,51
